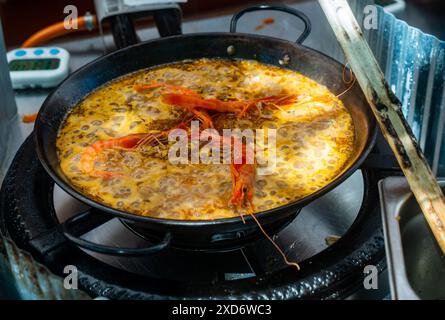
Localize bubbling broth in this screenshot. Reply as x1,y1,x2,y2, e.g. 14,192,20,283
57,59,354,220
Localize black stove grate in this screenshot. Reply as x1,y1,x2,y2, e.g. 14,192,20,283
0,134,393,299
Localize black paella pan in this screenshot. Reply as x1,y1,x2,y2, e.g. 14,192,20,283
34,5,377,254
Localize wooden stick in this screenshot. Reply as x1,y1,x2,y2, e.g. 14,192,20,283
319,0,445,253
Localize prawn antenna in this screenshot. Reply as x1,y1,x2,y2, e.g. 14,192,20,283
248,210,300,270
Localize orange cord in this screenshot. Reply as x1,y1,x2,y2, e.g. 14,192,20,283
21,15,98,48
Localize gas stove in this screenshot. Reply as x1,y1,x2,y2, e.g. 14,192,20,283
0,133,392,299
0,0,392,301
1,0,443,300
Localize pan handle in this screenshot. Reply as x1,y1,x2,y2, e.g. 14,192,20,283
230,5,311,44
62,211,172,256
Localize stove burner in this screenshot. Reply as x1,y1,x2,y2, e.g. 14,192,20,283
0,134,390,299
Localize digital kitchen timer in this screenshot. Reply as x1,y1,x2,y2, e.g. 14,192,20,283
7,47,70,89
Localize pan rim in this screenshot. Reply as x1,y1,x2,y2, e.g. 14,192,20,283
34,32,378,227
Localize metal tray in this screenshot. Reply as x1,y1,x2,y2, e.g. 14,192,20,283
380,177,445,299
